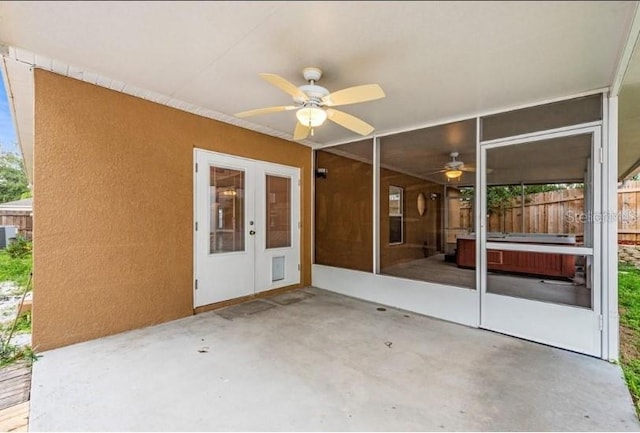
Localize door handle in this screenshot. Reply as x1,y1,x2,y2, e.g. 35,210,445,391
249,230,256,235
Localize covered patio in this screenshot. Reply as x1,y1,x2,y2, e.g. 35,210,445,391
1,1,640,430
30,288,638,431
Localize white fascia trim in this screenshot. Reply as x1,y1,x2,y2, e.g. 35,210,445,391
4,46,318,148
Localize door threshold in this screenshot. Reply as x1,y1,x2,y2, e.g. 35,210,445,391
193,284,302,314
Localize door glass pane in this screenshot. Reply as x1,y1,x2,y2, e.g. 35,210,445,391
210,166,244,254
484,133,594,308
266,175,291,249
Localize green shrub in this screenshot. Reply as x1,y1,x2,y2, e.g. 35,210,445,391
0,311,31,335
14,311,31,333
0,250,32,288
6,235,32,259
0,343,38,367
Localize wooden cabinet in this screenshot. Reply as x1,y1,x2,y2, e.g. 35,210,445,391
456,237,575,279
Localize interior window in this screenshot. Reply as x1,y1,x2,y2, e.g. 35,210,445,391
389,186,403,244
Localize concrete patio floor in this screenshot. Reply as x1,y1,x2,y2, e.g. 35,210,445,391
30,287,639,431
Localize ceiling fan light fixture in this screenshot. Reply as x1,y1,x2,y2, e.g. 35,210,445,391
222,188,237,196
296,106,327,127
445,169,463,180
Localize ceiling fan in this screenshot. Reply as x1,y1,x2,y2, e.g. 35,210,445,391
427,152,481,181
234,67,385,140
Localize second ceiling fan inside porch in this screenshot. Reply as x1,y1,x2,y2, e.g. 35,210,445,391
428,152,482,181
234,67,385,140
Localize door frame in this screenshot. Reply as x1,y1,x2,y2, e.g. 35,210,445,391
477,124,603,357
193,148,301,308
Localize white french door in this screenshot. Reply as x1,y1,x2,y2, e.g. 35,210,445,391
479,126,602,357
194,149,300,307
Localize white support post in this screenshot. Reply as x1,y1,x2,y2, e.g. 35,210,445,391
373,136,380,275
606,96,619,361
521,182,525,233
310,150,316,267
443,184,448,254
476,117,483,328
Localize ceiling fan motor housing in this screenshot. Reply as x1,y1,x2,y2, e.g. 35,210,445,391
295,67,329,105
446,160,464,169
446,151,464,169
302,67,322,82
297,84,329,106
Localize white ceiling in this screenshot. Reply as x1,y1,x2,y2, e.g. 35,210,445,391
619,23,640,178
0,1,635,150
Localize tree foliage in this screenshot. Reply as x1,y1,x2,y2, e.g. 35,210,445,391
0,152,29,203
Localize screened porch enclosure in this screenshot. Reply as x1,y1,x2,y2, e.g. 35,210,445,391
313,93,611,358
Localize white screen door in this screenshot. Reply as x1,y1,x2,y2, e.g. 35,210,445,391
194,149,300,307
479,126,602,357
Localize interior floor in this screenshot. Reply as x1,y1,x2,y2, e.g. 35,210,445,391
382,254,591,308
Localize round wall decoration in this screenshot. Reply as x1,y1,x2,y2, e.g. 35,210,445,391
417,192,426,216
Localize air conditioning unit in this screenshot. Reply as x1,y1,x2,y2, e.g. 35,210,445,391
0,226,18,249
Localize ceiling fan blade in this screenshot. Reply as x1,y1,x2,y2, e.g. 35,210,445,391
259,73,308,101
293,122,310,140
235,105,296,118
426,169,447,175
326,108,375,136
322,84,385,107
461,166,494,173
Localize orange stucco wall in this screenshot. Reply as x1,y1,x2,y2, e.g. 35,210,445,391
33,70,312,351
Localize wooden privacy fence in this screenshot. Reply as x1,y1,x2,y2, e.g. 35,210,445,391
0,210,32,240
619,181,640,244
0,211,33,240
0,199,33,241
456,180,640,244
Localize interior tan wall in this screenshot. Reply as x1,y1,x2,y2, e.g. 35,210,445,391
314,151,373,272
380,169,442,270
314,150,442,273
33,70,312,351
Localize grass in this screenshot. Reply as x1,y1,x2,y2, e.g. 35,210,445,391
13,311,31,333
0,311,36,367
0,250,32,289
618,264,640,415
0,311,31,335
0,247,33,367
0,344,37,367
